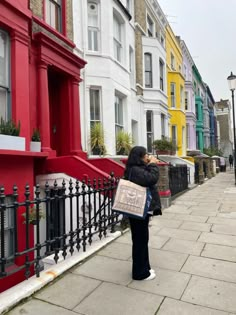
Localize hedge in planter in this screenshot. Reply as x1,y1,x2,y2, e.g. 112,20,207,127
116,130,133,155
90,122,107,155
30,128,41,152
152,138,177,155
0,118,25,151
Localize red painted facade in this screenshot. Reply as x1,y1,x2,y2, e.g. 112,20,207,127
0,0,89,292
0,0,130,293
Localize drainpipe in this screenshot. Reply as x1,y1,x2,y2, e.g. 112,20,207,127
79,0,88,153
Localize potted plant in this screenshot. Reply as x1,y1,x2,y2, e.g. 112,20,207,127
30,128,41,152
152,137,177,155
116,130,133,155
0,118,25,151
90,122,107,155
22,207,45,225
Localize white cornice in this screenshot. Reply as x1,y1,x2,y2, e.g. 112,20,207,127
146,0,168,28
180,39,194,66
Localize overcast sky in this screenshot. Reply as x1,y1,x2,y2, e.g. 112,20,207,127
158,0,236,102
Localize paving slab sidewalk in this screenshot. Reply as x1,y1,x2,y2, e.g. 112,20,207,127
3,170,236,315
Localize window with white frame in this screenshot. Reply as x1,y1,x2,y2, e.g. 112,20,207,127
115,95,123,136
196,131,199,149
160,35,165,47
0,196,15,261
113,13,123,63
170,53,175,70
144,53,152,88
170,82,176,108
182,126,185,150
147,15,154,37
146,110,153,153
45,0,62,32
0,29,10,121
129,46,135,87
186,123,190,149
194,81,197,93
87,1,99,51
184,65,187,79
161,113,165,139
159,59,164,91
185,91,189,111
90,88,101,126
180,85,184,109
196,104,199,120
171,125,177,148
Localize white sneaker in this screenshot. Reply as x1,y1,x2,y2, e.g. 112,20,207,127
150,269,155,274
144,272,156,281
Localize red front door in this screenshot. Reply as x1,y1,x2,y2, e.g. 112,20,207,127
48,68,70,156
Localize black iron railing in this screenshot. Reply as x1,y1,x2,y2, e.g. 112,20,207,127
194,162,200,183
169,165,188,196
0,174,120,280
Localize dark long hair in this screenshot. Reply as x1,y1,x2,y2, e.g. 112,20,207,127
124,146,147,178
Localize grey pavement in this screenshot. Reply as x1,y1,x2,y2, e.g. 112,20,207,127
6,169,236,315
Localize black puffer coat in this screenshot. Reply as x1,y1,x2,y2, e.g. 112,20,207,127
124,163,162,216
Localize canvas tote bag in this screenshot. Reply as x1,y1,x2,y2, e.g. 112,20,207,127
112,178,152,219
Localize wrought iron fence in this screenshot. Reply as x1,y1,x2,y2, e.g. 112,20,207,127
0,174,121,280
169,164,188,196
194,162,200,183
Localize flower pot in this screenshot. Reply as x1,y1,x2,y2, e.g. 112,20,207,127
0,134,25,151
92,146,101,155
156,150,171,155
30,141,41,152
117,148,126,155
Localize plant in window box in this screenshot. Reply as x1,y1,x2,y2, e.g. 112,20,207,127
0,118,25,151
22,207,45,225
152,138,178,155
30,128,41,152
90,122,107,156
116,130,133,155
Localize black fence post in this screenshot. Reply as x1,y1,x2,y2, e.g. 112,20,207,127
0,174,122,281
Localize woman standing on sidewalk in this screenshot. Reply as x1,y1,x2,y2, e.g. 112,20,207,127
124,146,162,281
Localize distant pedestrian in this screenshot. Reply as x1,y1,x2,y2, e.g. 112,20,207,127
219,157,226,172
229,154,233,168
124,146,162,281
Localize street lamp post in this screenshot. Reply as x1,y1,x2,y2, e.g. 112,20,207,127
227,72,236,185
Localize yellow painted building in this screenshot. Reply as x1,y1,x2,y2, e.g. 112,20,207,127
166,25,186,156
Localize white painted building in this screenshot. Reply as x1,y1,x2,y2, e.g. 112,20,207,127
135,0,169,153
179,38,196,151
73,0,139,156
215,99,233,157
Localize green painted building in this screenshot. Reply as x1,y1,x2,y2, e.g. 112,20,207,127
192,65,204,152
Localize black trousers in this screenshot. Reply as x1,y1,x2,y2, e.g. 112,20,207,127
129,215,150,280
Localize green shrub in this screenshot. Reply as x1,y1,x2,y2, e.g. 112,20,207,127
22,207,45,224
0,118,20,136
203,146,223,157
152,137,177,152
116,130,133,155
31,128,41,142
90,122,107,155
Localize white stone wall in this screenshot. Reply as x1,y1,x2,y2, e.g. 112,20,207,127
73,0,138,156
142,35,169,143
